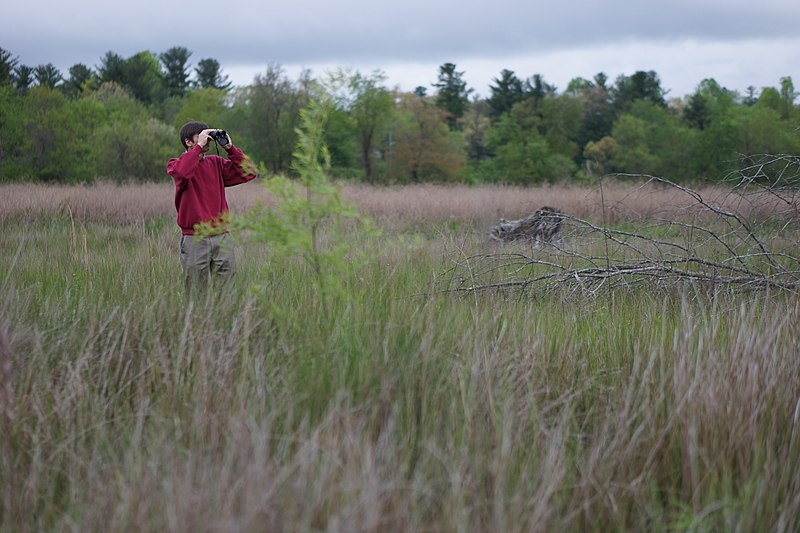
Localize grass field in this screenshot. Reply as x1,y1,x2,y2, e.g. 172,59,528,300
1,181,799,531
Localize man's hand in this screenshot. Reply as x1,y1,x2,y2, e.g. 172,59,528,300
222,132,233,149
197,129,214,150
200,128,233,150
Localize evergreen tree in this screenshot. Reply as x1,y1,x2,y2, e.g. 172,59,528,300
160,46,193,97
33,64,63,88
195,58,232,91
524,73,555,109
63,63,94,98
123,51,165,104
0,48,19,85
97,51,126,85
779,76,797,120
612,70,667,111
577,72,614,145
13,65,34,94
487,69,523,119
685,79,735,130
594,72,608,89
744,86,758,106
433,62,472,130
684,92,712,129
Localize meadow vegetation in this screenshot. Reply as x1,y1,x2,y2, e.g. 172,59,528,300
1,180,799,531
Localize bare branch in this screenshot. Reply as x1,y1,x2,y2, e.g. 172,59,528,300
442,170,800,297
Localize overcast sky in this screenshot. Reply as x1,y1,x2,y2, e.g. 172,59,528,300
5,0,799,99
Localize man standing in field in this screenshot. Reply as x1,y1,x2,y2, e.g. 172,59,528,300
167,121,257,290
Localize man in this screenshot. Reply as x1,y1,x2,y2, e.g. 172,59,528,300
167,121,257,290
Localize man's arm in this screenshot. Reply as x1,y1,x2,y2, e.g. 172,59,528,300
220,137,258,186
166,145,204,180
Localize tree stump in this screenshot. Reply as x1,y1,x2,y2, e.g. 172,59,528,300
489,206,564,244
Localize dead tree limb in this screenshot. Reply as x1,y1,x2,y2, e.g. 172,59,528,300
443,170,800,297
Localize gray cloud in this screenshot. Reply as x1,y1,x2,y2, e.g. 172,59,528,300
4,0,798,96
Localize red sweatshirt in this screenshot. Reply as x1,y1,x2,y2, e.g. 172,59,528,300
167,144,257,234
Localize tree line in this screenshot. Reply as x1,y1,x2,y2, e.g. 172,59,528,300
1,45,798,185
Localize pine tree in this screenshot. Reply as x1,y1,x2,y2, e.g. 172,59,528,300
33,63,63,88
195,58,232,91
487,69,523,119
160,46,193,97
63,64,93,98
0,47,19,85
12,65,34,94
433,63,472,130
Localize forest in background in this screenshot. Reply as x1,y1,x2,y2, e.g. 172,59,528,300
1,45,798,185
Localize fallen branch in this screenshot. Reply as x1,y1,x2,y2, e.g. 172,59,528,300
443,171,800,296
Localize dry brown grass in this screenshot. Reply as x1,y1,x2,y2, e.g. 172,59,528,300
3,179,800,530
1,180,793,227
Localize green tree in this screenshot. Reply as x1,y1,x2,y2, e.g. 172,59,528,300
612,70,667,111
433,62,472,130
346,70,393,182
736,103,800,183
21,86,101,182
234,96,375,316
462,98,492,163
240,64,307,173
160,46,193,97
323,105,359,174
779,76,797,120
63,63,94,98
607,113,659,175
523,73,556,109
97,51,126,85
0,47,18,85
93,117,175,181
755,86,784,121
684,92,712,129
33,64,63,89
12,65,34,94
578,72,614,145
740,104,797,156
609,100,697,179
583,136,617,177
85,83,174,181
538,92,583,163
195,58,232,91
172,87,229,132
388,92,465,182
487,69,523,119
684,79,735,130
565,77,593,96
691,109,743,179
478,99,574,184
122,51,165,104
743,86,758,106
0,85,28,180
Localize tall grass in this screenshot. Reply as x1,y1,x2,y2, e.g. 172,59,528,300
1,186,799,531
1,180,791,227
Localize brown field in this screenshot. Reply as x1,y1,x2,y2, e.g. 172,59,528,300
1,179,793,227
2,178,800,531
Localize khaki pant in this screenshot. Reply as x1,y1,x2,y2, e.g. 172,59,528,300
179,233,235,289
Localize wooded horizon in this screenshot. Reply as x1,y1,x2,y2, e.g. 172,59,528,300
1,45,798,185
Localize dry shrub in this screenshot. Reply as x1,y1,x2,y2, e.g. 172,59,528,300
0,182,174,223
